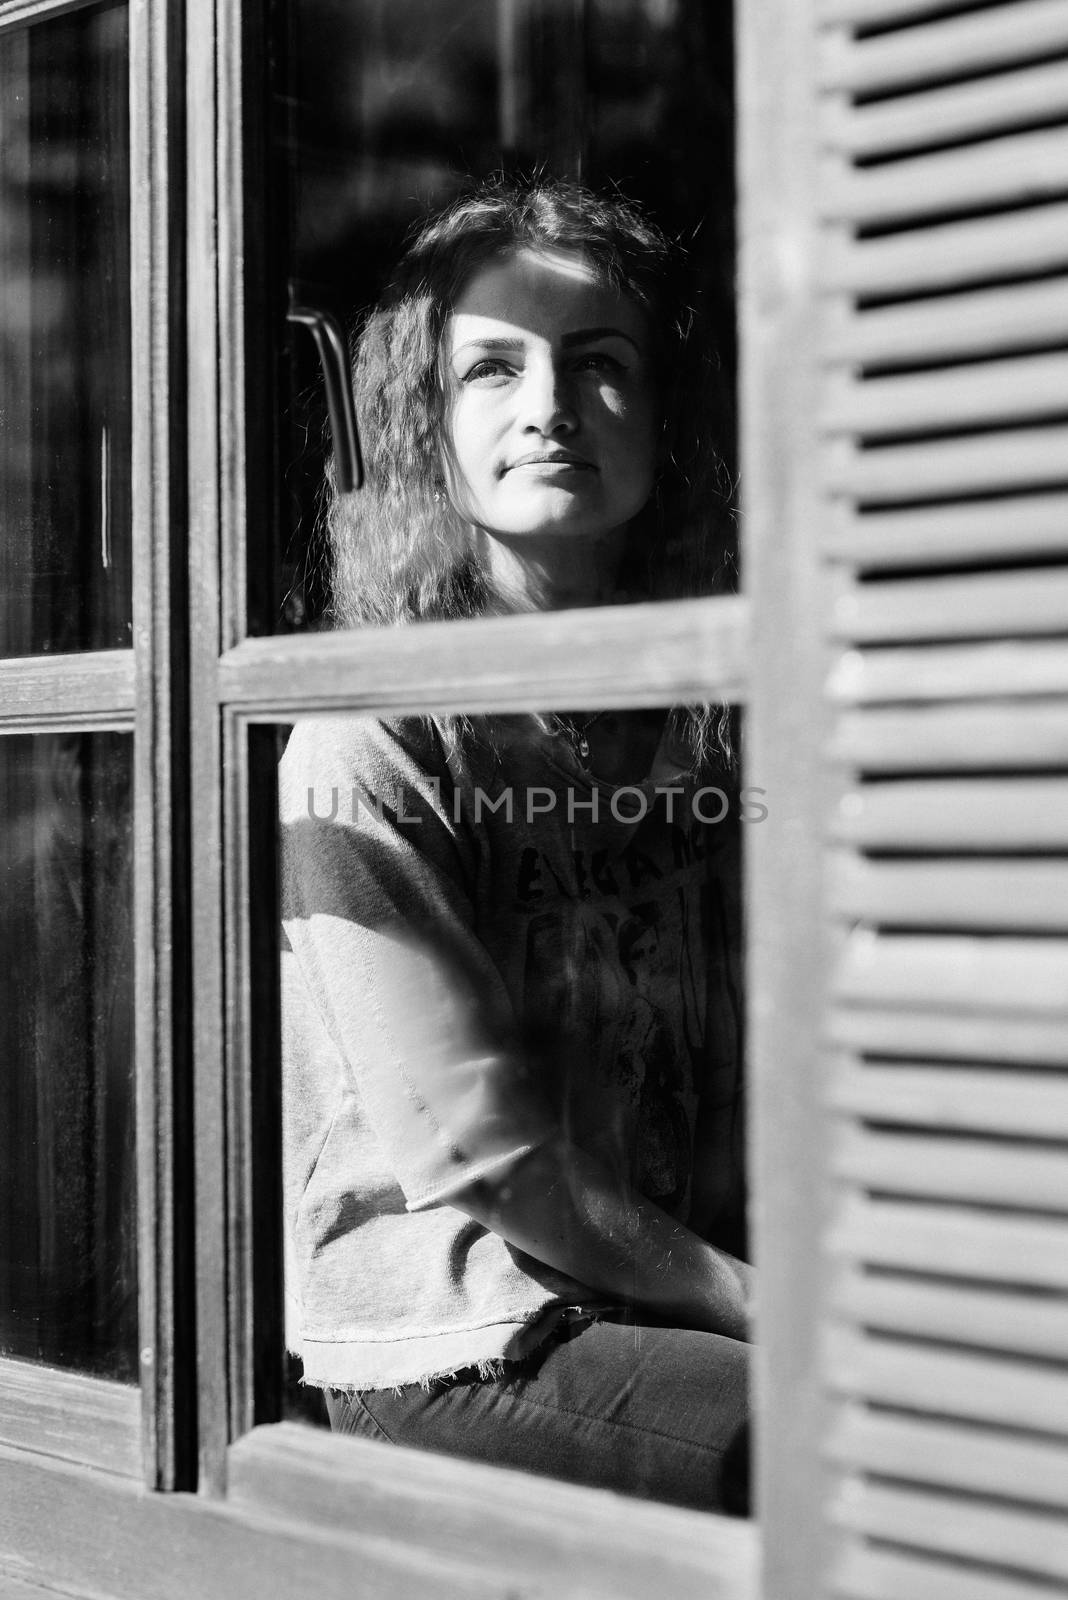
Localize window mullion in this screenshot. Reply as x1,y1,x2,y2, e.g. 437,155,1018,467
131,0,196,1493
185,0,252,1496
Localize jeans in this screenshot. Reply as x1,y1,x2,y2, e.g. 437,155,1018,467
326,1309,750,1515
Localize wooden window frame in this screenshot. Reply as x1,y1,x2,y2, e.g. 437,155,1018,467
0,0,193,1499
736,7,834,1597
185,3,769,1595
1,0,833,1594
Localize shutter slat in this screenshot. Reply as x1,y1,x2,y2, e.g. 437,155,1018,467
829,1404,1068,1504
830,855,1068,928
823,494,1068,571
826,60,1068,159
824,355,1068,438
831,280,1068,365
831,1269,1068,1357
829,1062,1068,1137
822,128,1068,225
818,0,991,26
830,1006,1068,1065
833,1544,1067,1600
830,641,1068,703
832,703,1068,773
827,203,1068,296
819,2,1068,95
833,1126,1068,1208
832,569,1068,641
825,428,1068,503
835,929,1068,1009
818,1,988,25
829,1196,1068,1287
829,1330,1068,1434
835,781,1068,852
833,1480,1068,1582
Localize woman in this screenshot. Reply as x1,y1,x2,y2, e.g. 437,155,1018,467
280,180,750,1514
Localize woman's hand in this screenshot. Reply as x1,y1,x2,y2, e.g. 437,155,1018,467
449,1133,754,1343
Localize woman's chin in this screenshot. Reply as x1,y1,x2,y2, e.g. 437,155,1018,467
486,509,621,543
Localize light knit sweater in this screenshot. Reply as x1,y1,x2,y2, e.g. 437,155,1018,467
280,714,744,1390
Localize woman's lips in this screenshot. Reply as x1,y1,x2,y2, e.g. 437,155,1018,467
505,452,595,472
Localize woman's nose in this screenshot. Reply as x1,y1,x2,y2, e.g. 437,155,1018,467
520,360,578,435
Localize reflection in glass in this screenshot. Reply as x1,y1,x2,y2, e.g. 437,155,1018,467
269,0,734,633
278,705,751,1511
0,2,132,657
0,733,136,1381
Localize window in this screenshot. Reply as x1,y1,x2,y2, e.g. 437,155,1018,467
176,1,759,1587
2,2,1066,1597
0,0,142,1459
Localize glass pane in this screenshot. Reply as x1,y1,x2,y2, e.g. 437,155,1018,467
0,2,132,657
262,0,735,636
276,705,753,1512
0,732,137,1381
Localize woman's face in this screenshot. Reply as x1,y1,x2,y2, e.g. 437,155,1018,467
443,247,659,546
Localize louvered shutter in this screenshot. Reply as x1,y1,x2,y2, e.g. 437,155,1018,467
802,3,1068,1596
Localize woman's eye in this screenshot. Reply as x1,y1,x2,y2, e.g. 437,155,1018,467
463,357,515,382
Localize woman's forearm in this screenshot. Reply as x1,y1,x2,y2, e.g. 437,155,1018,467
450,1135,754,1342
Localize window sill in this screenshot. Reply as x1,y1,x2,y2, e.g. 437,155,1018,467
226,1420,760,1600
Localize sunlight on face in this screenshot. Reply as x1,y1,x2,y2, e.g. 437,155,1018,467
444,248,659,548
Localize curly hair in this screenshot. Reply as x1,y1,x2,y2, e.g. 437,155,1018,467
325,177,736,766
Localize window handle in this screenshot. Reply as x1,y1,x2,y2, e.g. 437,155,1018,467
287,303,364,492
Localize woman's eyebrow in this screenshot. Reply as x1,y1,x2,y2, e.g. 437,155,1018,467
451,336,525,357
561,326,641,351
452,327,641,358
